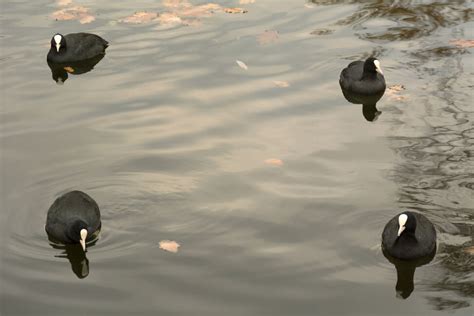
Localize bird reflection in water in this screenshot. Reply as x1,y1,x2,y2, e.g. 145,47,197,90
47,54,105,85
49,237,99,279
383,248,436,299
340,86,384,122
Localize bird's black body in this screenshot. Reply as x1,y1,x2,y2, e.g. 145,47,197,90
339,58,386,96
47,33,108,63
382,211,436,260
45,191,101,245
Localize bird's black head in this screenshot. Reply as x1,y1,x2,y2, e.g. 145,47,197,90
363,57,383,76
67,219,88,251
51,34,67,54
397,212,417,237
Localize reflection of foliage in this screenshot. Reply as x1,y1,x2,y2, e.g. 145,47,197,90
310,0,474,41
320,0,474,310
426,296,470,311
383,19,474,311
425,243,474,311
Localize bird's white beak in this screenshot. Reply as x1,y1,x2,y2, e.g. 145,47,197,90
56,43,61,52
374,60,383,75
397,225,406,237
80,229,88,251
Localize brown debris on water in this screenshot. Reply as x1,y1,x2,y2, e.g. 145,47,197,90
120,12,159,24
159,240,180,253
264,158,284,166
224,8,248,14
450,39,474,48
51,1,95,24
387,84,407,101
120,1,248,26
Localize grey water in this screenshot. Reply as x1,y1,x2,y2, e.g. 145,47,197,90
0,0,473,315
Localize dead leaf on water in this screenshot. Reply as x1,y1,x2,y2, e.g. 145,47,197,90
224,8,248,14
257,30,279,45
163,0,221,18
264,158,283,166
388,84,405,92
239,0,255,4
387,84,407,101
464,246,474,255
273,80,289,88
120,11,159,24
56,0,72,6
120,1,248,27
64,66,75,73
159,240,180,253
51,6,95,24
121,1,223,26
450,39,474,48
79,15,95,24
158,12,183,25
162,0,188,9
236,60,248,70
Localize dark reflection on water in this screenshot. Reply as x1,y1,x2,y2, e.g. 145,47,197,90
47,54,105,84
52,243,90,279
340,85,384,121
382,247,436,299
48,235,99,279
385,10,474,309
311,0,474,41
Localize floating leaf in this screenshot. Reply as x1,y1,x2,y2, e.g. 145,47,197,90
120,11,158,24
239,0,255,4
388,84,405,92
121,1,247,27
64,66,75,73
257,30,279,45
159,240,180,253
157,12,183,25
162,0,221,18
465,246,474,255
236,60,248,70
224,8,248,14
178,3,222,17
273,80,289,88
120,1,224,26
162,0,188,9
51,6,95,24
450,39,474,48
56,0,72,6
264,158,283,166
387,84,407,101
79,15,95,24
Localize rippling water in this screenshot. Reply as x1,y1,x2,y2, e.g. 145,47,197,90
1,0,473,315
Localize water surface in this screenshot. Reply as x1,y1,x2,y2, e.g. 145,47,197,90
1,0,473,315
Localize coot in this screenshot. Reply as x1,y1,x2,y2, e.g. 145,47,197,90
45,191,101,251
382,212,436,260
339,57,386,96
47,33,108,63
